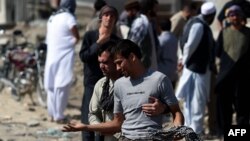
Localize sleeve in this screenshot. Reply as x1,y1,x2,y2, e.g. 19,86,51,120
128,18,147,45
215,30,223,58
113,81,123,114
79,31,100,62
66,13,77,29
170,16,181,37
88,79,104,124
182,23,203,64
158,76,178,106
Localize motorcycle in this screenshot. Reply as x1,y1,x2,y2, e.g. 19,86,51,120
0,30,47,107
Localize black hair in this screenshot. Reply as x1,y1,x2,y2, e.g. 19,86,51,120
124,0,140,11
159,19,171,31
113,39,142,59
182,2,197,11
97,40,117,58
98,40,118,112
94,0,107,11
139,0,158,15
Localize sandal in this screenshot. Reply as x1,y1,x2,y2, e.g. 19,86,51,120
55,118,69,124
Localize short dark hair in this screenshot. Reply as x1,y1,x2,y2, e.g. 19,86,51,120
182,2,197,11
139,0,158,15
124,0,140,10
159,19,171,31
112,39,142,59
94,0,106,11
98,40,117,58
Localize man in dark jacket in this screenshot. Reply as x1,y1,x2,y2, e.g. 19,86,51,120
215,5,250,136
79,5,120,141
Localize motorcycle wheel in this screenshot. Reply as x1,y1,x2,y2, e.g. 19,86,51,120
11,87,20,101
36,74,47,108
0,81,4,93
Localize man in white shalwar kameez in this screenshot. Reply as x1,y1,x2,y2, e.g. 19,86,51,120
44,0,79,123
175,2,216,135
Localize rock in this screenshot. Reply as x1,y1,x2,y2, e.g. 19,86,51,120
13,131,26,136
27,120,40,127
46,128,62,137
1,115,12,120
27,107,36,112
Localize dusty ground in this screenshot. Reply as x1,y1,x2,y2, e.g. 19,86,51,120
0,37,84,141
0,83,83,141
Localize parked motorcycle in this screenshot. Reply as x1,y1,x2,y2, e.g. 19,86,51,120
0,30,47,107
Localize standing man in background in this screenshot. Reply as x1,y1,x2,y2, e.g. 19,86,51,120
85,0,107,32
217,0,250,28
170,2,197,75
157,19,178,89
215,5,250,136
170,2,197,40
120,0,158,70
175,2,217,135
44,0,79,123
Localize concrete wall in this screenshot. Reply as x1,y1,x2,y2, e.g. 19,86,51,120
0,0,7,24
0,0,28,24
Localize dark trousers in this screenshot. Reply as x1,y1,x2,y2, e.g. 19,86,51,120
216,77,250,135
207,73,219,135
81,86,104,141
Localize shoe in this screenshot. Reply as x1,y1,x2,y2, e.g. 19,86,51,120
55,118,69,124
50,117,54,122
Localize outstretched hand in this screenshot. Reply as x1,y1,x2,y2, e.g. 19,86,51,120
61,120,86,132
142,96,167,116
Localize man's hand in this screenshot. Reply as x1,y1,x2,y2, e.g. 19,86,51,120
177,61,183,73
96,28,111,44
61,120,86,132
142,96,167,116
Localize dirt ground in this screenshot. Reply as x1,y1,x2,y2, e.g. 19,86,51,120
0,42,84,141
0,83,83,141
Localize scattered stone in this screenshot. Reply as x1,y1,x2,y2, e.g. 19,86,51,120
46,128,62,137
27,120,40,127
13,131,26,136
27,107,36,112
36,128,65,138
1,115,12,120
41,116,48,121
62,132,73,138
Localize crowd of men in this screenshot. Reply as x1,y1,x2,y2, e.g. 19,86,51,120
43,0,250,141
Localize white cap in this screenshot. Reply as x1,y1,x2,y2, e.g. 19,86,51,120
201,2,216,15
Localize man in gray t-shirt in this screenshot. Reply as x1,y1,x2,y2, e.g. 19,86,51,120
62,39,184,140
114,70,179,140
